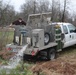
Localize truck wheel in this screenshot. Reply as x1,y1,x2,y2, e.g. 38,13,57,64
44,32,50,45
47,48,56,60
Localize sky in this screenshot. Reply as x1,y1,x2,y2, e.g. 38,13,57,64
3,0,76,14
3,0,25,12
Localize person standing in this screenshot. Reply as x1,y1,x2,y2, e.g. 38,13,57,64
10,18,26,26
10,18,26,45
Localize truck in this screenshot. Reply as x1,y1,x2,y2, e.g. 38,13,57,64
6,12,76,60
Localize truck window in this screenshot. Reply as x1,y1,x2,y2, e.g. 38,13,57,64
68,24,76,33
63,25,68,34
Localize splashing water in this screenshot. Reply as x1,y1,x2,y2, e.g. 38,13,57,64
0,44,28,72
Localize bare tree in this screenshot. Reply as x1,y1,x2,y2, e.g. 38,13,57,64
62,0,66,22
33,0,36,14
51,0,54,21
37,0,50,13
20,0,51,21
0,1,18,26
51,0,62,22
20,0,71,23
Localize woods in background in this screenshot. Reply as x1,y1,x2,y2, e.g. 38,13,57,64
0,0,76,26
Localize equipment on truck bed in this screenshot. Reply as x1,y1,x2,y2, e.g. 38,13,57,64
6,12,64,60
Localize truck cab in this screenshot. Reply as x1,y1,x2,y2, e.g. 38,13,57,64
53,22,76,48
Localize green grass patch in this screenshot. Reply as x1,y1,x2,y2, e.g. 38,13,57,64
0,31,14,50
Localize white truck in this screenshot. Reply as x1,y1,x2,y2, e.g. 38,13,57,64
23,23,76,60
6,13,76,60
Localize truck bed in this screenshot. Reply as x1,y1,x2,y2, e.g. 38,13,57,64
24,42,57,55
39,42,57,50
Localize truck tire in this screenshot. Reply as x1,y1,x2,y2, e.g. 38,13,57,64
47,48,56,60
44,32,50,45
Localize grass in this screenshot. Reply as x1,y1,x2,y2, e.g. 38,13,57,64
63,46,76,53
0,31,14,50
0,31,14,43
58,45,76,58
0,62,34,75
0,30,14,65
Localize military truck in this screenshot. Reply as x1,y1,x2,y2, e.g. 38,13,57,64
6,12,76,60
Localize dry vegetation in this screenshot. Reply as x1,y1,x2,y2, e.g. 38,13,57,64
31,46,76,75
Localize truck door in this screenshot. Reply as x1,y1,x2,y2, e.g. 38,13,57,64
67,24,76,45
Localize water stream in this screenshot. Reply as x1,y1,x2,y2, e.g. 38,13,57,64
0,44,28,72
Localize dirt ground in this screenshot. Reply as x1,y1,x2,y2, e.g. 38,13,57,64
31,46,76,75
